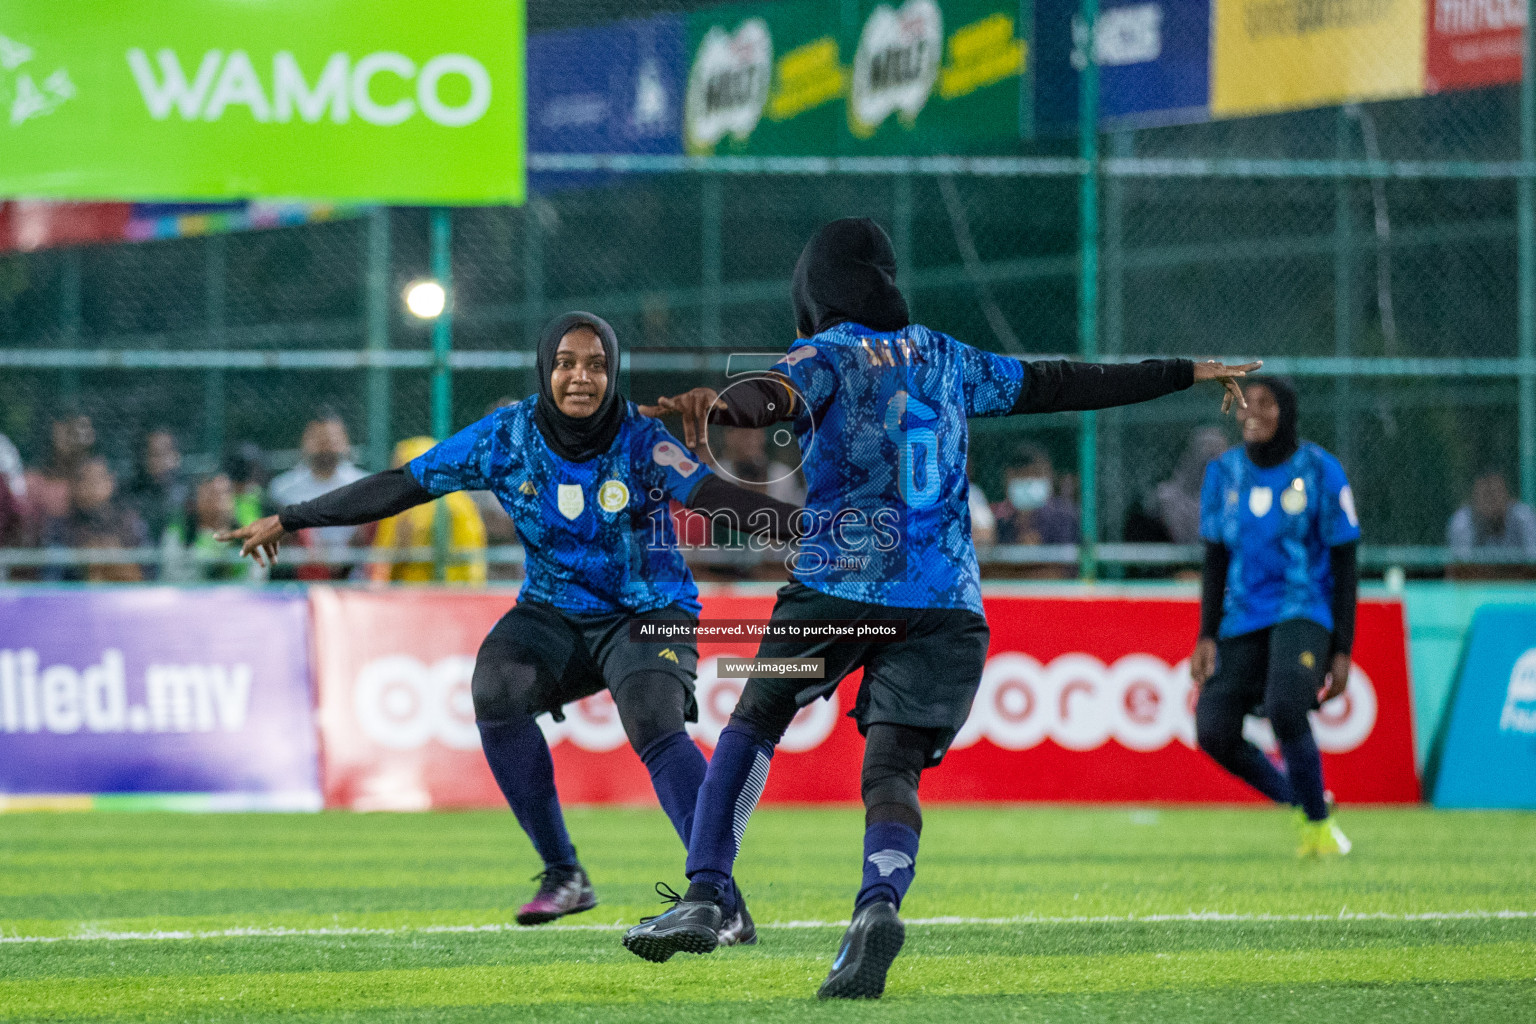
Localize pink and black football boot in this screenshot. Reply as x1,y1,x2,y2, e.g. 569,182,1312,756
515,864,597,926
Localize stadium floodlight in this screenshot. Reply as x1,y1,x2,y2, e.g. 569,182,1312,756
404,280,447,319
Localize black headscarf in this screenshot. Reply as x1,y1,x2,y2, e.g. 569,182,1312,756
1245,378,1299,469
791,218,911,337
534,311,624,462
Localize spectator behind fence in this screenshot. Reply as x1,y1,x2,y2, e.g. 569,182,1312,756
711,426,806,505
967,453,996,547
469,399,519,557
1446,470,1536,579
1127,427,1231,544
268,412,367,579
993,444,1080,546
42,456,149,582
0,432,27,547
126,427,190,545
369,437,487,584
225,442,270,528
25,413,96,527
187,473,259,581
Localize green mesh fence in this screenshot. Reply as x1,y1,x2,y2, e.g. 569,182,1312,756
0,16,1531,577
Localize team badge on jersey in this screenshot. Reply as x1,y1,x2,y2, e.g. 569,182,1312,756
519,480,537,496
599,480,629,513
1249,486,1273,517
783,345,819,366
652,442,699,477
557,484,585,520
1281,478,1308,515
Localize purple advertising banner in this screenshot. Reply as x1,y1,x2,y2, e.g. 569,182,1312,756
0,588,319,807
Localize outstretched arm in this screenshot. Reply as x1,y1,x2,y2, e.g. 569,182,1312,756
640,377,797,449
1012,359,1261,416
685,475,801,544
217,467,435,567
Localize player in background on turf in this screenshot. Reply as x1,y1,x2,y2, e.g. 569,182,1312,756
220,312,797,941
1189,378,1358,858
622,218,1261,998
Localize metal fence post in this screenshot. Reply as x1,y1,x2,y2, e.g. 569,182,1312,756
1077,0,1101,581
365,207,393,473
203,234,227,462
1520,8,1536,508
1334,109,1357,469
430,208,453,581
702,176,723,347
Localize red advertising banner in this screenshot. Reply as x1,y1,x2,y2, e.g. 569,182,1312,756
1425,0,1524,93
312,588,1419,809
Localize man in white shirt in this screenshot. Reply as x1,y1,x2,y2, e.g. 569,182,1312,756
268,414,368,573
1447,470,1536,560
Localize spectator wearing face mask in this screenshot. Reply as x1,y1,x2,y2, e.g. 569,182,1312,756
992,444,1080,546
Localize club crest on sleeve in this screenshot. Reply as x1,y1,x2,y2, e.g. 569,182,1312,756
557,484,584,520
599,480,629,513
652,442,699,477
783,345,818,366
1340,484,1359,527
1248,486,1273,517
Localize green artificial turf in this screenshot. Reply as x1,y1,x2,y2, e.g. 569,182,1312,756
2,806,1533,1022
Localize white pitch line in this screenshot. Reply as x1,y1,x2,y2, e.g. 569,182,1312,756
1,910,1532,946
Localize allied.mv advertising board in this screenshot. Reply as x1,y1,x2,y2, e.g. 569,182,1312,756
0,0,525,202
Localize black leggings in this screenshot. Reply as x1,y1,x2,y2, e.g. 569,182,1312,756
1196,618,1330,754
471,632,688,755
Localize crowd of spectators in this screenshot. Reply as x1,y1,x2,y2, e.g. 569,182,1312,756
2,409,1534,584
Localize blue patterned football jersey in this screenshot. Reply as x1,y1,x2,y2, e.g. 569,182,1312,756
770,322,1025,613
408,401,711,616
1200,442,1361,638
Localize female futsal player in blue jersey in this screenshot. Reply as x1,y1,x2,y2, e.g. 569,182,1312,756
622,219,1260,997
222,312,795,939
1189,377,1359,857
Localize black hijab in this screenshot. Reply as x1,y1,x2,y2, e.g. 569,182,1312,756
534,311,624,462
791,218,911,337
1245,378,1299,469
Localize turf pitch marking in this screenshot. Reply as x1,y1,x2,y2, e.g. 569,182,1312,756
4,909,1532,945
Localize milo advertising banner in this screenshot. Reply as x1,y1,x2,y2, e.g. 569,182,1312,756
684,0,844,155
0,0,524,203
683,0,1028,156
841,0,1029,152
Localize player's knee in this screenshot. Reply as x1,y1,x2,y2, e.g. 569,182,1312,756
862,724,928,833
1194,702,1240,759
1264,680,1313,743
613,671,688,753
470,641,540,725
728,683,799,745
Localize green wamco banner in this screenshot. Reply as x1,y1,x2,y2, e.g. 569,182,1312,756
682,0,1026,157
0,1,524,203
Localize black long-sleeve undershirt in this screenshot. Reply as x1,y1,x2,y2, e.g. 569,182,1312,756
277,464,801,544
1198,540,1359,656
278,468,432,531
710,357,1196,428
1011,358,1195,414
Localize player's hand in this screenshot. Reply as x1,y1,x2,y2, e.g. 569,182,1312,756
1192,360,1263,415
1189,637,1218,689
216,515,287,568
1320,652,1351,704
640,387,724,449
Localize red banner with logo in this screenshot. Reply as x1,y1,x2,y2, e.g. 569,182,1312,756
1425,0,1524,93
312,588,1418,809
